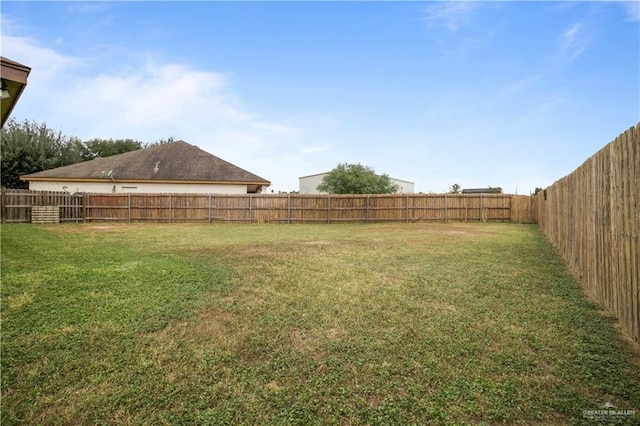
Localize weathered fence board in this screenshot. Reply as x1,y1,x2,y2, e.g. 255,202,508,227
537,122,639,344
0,189,83,223
1,190,537,225
31,206,60,224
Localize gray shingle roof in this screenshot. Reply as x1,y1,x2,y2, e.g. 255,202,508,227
22,141,270,184
461,188,502,194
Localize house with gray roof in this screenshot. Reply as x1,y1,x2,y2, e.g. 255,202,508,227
21,141,270,194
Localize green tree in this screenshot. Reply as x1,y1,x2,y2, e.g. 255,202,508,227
82,138,144,160
448,183,461,194
317,163,398,194
145,136,176,148
0,119,150,188
0,119,83,188
533,187,547,199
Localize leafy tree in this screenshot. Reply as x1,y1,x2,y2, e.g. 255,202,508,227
0,119,149,188
62,138,87,165
317,163,398,194
145,136,176,147
0,119,83,188
82,138,144,160
448,183,461,194
533,187,547,199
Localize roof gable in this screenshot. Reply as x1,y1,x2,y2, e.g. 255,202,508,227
22,141,270,184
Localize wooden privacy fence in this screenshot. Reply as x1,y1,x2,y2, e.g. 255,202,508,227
537,123,639,344
1,189,84,224
1,190,537,224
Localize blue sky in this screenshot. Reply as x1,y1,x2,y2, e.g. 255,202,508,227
2,1,638,193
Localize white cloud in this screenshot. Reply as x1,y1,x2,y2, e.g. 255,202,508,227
422,1,477,32
558,23,588,62
602,0,640,21
61,61,304,170
1,35,82,85
4,34,298,143
620,1,640,21
67,63,232,127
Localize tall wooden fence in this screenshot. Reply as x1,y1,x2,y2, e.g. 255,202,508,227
1,191,536,224
537,123,639,344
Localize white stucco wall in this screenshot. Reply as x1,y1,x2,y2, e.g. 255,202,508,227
28,181,251,194
299,174,327,194
390,179,415,194
299,173,415,194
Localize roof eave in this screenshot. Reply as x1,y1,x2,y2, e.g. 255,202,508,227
1,57,31,128
20,176,271,186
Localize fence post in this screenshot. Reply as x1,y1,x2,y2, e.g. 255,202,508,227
208,194,212,223
81,193,86,223
406,194,409,223
249,195,253,224
75,195,80,223
128,193,131,223
366,195,369,223
169,194,172,223
480,194,483,222
444,194,448,223
530,195,534,224
328,195,331,224
287,193,291,224
1,188,6,224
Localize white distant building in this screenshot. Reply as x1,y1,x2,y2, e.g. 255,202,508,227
299,172,414,194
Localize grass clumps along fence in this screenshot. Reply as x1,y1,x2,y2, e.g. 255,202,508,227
1,223,639,425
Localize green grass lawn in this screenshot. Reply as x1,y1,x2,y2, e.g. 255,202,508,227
1,223,639,425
